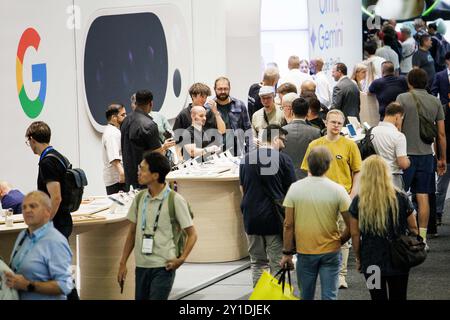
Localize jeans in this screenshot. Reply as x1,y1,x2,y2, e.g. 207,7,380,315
296,251,341,300
436,165,450,218
246,234,283,287
135,267,175,300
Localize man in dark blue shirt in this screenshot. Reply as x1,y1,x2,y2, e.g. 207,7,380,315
0,182,24,214
369,61,409,120
239,124,297,286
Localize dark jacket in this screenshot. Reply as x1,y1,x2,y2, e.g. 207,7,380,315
431,68,450,107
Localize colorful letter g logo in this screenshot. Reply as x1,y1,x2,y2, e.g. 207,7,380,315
16,28,47,119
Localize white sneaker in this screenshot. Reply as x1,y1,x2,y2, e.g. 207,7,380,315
339,276,348,289
425,244,430,252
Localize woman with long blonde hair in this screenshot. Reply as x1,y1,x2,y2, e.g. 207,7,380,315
349,155,418,300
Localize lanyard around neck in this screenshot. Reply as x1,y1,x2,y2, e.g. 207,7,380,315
39,146,54,162
10,223,51,272
141,188,170,233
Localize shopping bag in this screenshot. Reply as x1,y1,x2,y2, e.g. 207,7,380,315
249,269,299,300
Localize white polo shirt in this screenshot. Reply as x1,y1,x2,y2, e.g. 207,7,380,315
372,122,407,174
102,124,122,187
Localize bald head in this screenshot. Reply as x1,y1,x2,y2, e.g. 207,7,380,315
0,181,12,199
301,80,316,94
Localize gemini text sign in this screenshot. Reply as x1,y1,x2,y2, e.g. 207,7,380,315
308,0,362,78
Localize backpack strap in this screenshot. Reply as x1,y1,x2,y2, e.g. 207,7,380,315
43,153,71,169
168,189,176,223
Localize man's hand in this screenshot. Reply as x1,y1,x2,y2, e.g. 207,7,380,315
4,272,29,291
165,258,185,271
163,138,176,151
205,145,221,154
208,99,218,114
437,160,447,176
117,263,127,286
279,255,294,270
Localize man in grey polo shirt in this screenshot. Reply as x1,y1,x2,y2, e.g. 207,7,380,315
251,86,285,140
283,97,321,180
396,68,446,247
372,102,410,189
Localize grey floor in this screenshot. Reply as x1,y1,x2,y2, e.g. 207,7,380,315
173,209,450,300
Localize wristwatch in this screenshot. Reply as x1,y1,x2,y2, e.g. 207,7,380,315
27,281,36,292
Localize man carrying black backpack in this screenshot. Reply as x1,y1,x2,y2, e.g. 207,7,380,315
25,121,84,299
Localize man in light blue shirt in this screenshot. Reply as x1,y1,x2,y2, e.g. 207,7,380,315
4,191,73,300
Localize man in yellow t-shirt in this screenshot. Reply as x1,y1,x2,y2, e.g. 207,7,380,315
301,110,362,289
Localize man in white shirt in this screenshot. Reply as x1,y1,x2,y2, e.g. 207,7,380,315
279,55,313,94
310,58,332,108
372,102,410,189
364,41,386,79
376,34,400,73
400,27,416,75
102,104,127,195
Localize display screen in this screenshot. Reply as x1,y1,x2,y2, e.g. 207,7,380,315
84,12,168,126
362,0,450,20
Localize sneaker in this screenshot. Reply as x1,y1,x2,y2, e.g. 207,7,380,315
425,244,430,252
339,276,348,289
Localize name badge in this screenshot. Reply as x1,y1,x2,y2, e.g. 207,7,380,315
142,235,154,255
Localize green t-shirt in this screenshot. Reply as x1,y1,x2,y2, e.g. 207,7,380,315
127,185,193,268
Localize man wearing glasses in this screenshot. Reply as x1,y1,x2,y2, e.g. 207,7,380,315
301,110,362,289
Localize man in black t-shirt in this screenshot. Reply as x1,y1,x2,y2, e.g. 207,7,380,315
181,106,221,161
121,90,175,189
25,121,80,300
412,33,436,90
25,121,72,238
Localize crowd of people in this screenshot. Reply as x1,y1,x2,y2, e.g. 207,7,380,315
1,17,449,301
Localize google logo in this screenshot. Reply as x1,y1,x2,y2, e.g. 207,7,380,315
16,28,47,119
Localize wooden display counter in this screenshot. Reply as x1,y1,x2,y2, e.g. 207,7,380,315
0,198,135,300
166,168,248,263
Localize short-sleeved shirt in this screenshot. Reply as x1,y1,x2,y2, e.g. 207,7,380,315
10,222,73,300
1,189,24,214
251,107,285,139
372,122,408,174
369,75,409,118
412,49,436,87
396,89,445,155
38,147,72,227
121,109,161,188
127,185,193,268
283,176,351,255
102,124,122,187
349,192,414,276
181,126,217,161
376,46,400,70
149,111,173,143
240,148,297,235
301,136,362,193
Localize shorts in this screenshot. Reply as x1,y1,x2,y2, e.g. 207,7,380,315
402,154,435,194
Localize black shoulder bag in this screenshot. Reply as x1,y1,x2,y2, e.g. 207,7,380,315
388,210,427,269
411,91,437,145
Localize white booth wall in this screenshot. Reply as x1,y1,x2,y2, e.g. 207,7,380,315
0,0,261,197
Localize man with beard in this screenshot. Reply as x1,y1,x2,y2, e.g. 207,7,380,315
214,77,252,155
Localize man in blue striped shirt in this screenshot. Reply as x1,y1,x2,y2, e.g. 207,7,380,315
4,191,73,300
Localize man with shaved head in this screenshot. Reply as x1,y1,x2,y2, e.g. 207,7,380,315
181,106,221,161
4,191,73,300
